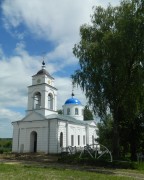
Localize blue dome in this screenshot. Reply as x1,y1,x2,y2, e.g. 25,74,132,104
65,97,81,105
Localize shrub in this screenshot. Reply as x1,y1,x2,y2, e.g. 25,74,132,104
0,148,4,154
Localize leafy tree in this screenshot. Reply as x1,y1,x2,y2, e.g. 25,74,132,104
57,109,63,114
84,105,94,120
97,114,113,151
72,0,144,159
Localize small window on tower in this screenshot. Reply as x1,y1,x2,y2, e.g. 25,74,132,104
67,108,70,115
48,93,53,110
75,108,79,115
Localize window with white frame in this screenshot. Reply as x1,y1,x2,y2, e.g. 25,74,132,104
78,135,80,145
83,135,85,145
92,135,95,148
75,108,79,115
48,93,53,110
67,108,70,115
60,132,63,147
71,135,74,146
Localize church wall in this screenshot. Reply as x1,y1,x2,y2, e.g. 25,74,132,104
49,119,58,153
12,119,97,153
37,127,49,152
57,121,67,153
12,123,19,152
88,126,97,145
63,104,84,121
68,124,86,147
19,128,27,153
13,120,49,153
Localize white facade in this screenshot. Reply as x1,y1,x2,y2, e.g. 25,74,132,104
12,62,97,154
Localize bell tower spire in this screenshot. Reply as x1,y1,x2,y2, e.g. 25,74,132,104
42,60,45,69
27,62,58,116
71,81,75,98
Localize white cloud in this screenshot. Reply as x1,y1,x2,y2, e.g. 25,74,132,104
2,0,120,44
0,44,39,108
0,108,23,122
0,108,24,137
2,0,96,43
1,0,121,68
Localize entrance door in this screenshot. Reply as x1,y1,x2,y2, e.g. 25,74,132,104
30,131,37,152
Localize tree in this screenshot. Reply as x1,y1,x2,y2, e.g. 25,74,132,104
84,105,94,120
72,0,144,159
97,114,113,151
57,109,63,114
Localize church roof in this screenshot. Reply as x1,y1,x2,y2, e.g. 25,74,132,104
46,114,96,126
64,97,81,105
33,61,54,79
12,112,96,127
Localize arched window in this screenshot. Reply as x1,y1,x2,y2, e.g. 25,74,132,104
75,108,79,115
33,92,41,109
67,108,70,115
60,132,63,147
48,93,53,110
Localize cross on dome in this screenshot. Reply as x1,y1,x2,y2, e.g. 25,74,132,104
42,60,45,69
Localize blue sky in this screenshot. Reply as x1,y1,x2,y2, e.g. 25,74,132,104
0,0,120,138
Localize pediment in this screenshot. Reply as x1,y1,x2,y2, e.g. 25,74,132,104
89,121,96,126
21,111,45,122
85,120,96,126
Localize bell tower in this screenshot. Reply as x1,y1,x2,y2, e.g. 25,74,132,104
27,61,58,116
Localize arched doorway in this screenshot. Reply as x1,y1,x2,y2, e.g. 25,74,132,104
30,131,37,152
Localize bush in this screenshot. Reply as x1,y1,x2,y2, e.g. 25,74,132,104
58,153,137,169
0,148,4,154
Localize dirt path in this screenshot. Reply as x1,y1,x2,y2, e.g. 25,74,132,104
0,155,144,179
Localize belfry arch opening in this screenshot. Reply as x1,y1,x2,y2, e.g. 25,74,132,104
30,131,37,153
33,92,41,109
48,93,53,110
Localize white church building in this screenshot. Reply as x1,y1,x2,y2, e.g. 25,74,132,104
12,62,97,154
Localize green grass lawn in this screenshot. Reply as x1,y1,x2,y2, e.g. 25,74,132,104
0,163,138,180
